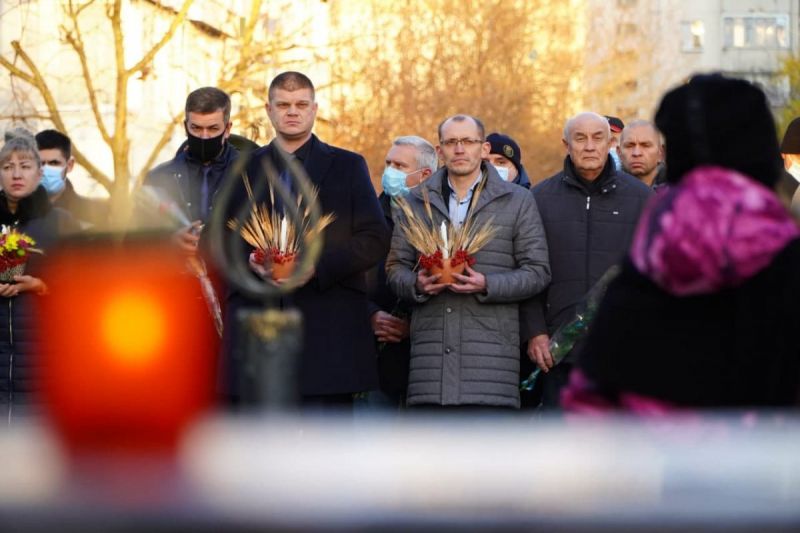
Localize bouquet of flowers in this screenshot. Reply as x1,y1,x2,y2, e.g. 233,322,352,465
393,178,497,283
0,225,42,282
229,174,335,280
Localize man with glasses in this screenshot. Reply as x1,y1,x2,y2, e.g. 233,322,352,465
387,114,550,410
521,112,652,409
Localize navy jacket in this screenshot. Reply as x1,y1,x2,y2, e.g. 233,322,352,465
0,187,76,421
229,135,391,397
520,157,652,346
145,142,239,224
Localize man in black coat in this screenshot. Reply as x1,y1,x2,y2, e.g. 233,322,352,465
521,111,652,408
238,72,390,409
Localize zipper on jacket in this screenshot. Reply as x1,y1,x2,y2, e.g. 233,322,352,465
585,196,592,293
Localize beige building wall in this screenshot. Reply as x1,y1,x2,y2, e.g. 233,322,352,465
583,0,799,124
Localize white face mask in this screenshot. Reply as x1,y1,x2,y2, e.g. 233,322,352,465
788,162,800,183
493,165,510,181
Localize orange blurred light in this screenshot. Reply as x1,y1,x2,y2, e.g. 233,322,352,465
101,291,166,367
35,238,218,454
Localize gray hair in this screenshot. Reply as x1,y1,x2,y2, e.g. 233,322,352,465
563,112,610,140
4,126,35,143
393,135,438,172
620,119,663,145
0,135,41,168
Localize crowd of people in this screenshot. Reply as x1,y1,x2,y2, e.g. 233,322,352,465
2,71,800,421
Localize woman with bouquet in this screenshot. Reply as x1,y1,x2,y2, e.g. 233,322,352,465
0,134,76,422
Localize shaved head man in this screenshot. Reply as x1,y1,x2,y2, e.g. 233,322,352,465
617,120,664,187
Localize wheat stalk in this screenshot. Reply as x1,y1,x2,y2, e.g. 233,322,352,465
393,174,497,260
228,172,335,255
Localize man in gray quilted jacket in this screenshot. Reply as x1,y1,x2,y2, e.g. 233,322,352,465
386,114,550,409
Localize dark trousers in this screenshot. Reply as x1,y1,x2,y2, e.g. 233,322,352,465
539,362,573,410
301,393,354,412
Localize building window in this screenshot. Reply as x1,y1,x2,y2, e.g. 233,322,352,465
723,14,790,49
681,20,705,52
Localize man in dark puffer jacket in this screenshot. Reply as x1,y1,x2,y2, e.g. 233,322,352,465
520,112,652,408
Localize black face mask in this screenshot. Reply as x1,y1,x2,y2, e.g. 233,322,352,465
186,131,225,163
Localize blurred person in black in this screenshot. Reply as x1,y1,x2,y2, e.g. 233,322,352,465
366,135,437,408
565,74,800,411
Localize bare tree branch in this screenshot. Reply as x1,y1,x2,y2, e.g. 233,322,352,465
135,110,183,189
63,0,111,145
0,113,51,121
1,41,112,189
126,0,194,78
108,0,129,192
0,54,35,86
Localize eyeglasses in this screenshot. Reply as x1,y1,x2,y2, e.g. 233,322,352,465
440,138,484,148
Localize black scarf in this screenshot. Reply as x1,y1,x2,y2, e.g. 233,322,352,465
0,186,52,227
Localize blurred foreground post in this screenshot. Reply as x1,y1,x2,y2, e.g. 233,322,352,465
211,152,322,410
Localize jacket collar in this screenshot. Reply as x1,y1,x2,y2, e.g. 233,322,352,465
0,185,52,226
266,134,333,189
412,162,512,220
562,155,617,193
52,179,79,209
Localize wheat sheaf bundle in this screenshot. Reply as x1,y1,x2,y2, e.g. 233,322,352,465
227,173,335,256
393,174,498,260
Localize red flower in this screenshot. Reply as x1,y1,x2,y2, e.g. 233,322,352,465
450,249,475,268
269,248,295,265
419,249,443,270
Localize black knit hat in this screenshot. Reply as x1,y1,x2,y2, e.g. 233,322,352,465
780,117,800,154
486,132,523,175
654,73,782,187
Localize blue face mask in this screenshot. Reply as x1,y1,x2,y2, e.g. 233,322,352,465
382,166,417,197
493,165,510,182
41,165,66,195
